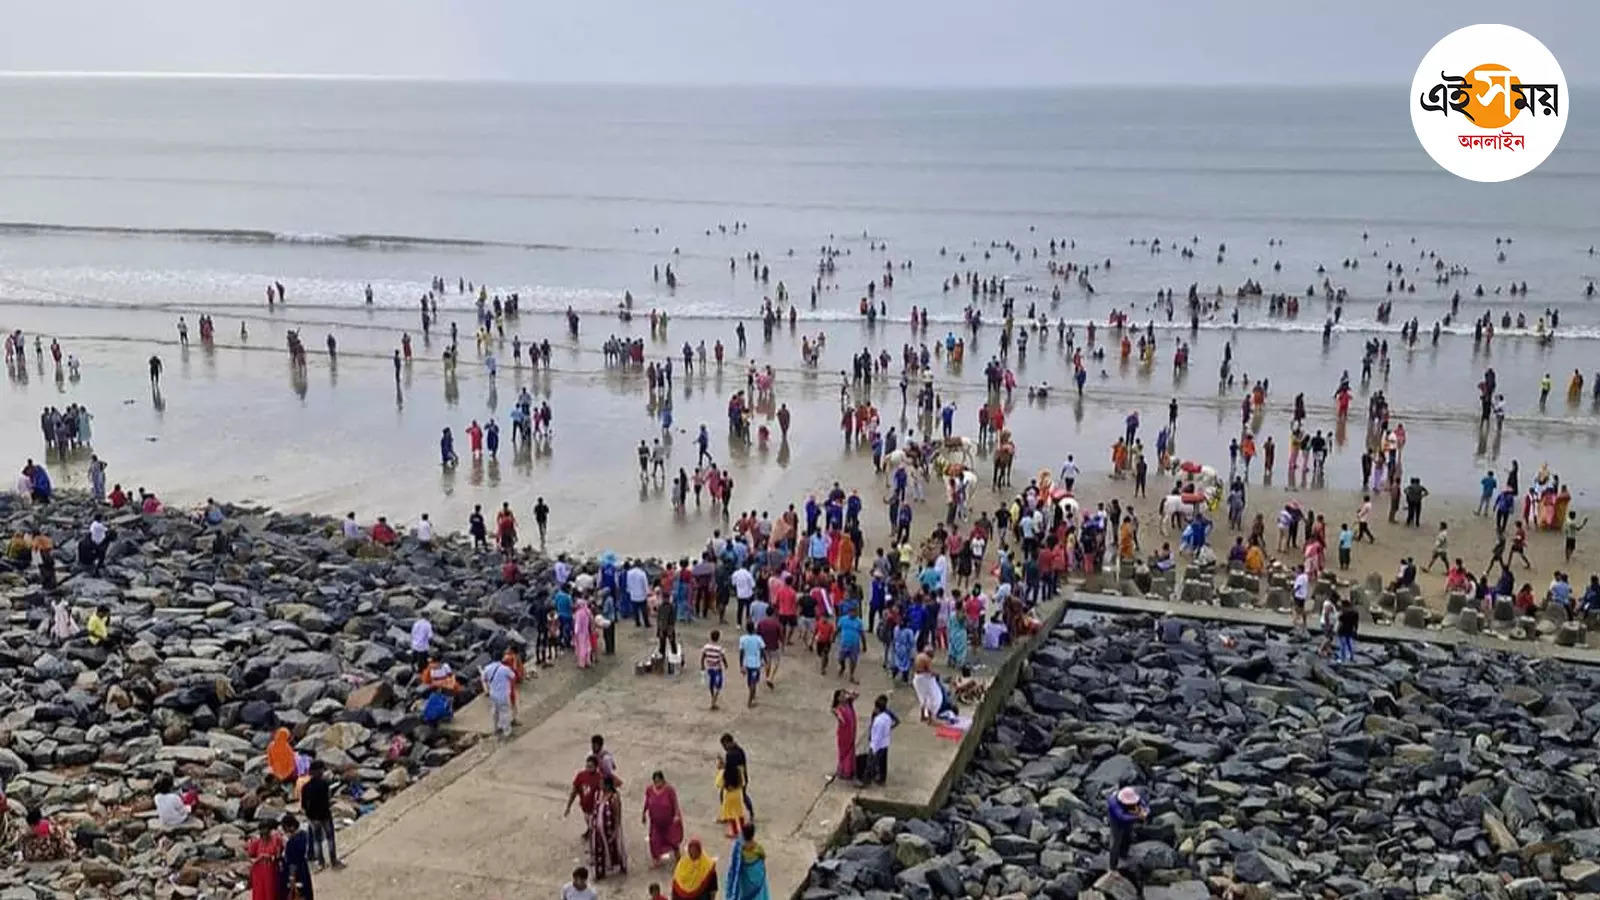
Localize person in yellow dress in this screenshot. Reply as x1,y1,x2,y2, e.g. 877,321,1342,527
714,760,746,838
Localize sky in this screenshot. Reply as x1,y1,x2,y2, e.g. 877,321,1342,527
0,1,1592,87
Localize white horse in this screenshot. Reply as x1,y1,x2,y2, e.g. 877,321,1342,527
1055,496,1081,524
1159,493,1202,534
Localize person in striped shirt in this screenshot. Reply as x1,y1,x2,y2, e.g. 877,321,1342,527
700,630,727,710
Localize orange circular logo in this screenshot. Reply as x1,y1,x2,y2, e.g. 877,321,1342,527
1460,63,1522,129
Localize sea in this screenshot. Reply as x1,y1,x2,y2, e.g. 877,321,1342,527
1,76,1597,552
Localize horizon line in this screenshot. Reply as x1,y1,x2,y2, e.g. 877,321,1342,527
0,69,1435,89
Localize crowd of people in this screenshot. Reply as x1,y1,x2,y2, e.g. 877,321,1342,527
8,234,1600,898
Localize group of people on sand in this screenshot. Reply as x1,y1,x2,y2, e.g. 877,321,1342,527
557,733,768,900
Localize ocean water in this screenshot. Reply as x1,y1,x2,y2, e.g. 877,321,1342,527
0,76,1597,545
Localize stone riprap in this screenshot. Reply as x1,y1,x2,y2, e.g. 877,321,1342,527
0,493,586,897
805,613,1600,900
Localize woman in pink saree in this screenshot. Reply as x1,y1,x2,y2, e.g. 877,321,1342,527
1303,538,1324,581
832,689,858,780
574,599,595,668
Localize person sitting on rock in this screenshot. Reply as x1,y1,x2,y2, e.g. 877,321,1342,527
108,483,128,508
421,654,459,694
153,774,195,828
1150,543,1175,572
266,728,299,784
4,530,29,568
1243,541,1266,575
86,605,113,647
370,517,398,545
1386,557,1417,593
20,808,74,861
951,666,987,703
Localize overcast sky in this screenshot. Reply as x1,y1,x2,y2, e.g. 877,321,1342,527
1,1,1590,86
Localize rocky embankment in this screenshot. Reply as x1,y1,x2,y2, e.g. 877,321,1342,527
807,614,1600,900
0,493,567,897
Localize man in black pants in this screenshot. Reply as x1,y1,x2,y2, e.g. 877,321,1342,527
301,761,344,870
720,733,755,821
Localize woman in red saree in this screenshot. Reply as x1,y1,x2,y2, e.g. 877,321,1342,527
832,689,858,780
642,770,684,867
588,776,628,879
246,819,283,900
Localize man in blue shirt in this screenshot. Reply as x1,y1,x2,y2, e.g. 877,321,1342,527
737,621,766,708
836,608,863,682
869,575,888,632
1493,488,1516,535
1477,470,1497,516
808,530,829,563
1548,572,1574,618
554,587,574,646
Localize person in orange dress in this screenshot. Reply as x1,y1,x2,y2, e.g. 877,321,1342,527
265,728,297,783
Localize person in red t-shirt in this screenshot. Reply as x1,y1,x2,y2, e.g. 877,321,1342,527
564,756,605,839
496,503,518,553
772,576,799,644
370,517,397,545
814,614,837,674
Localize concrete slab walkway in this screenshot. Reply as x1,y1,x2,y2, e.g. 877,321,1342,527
317,595,1066,900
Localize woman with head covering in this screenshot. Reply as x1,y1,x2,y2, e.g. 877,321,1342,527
831,689,858,780
1106,786,1149,873
266,728,297,783
672,837,718,899
642,770,684,866
589,775,628,879
725,822,769,900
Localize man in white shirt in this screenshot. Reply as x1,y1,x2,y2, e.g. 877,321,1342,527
414,513,434,545
1291,566,1310,631
625,562,650,627
560,867,598,900
480,656,517,738
410,616,433,669
1060,455,1079,490
553,554,572,587
731,566,756,623
867,696,898,785
341,513,361,541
